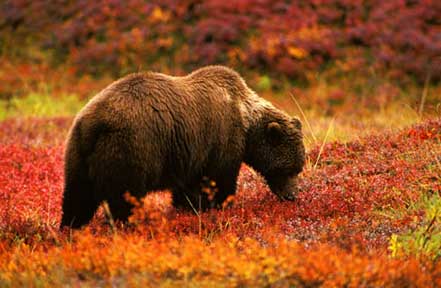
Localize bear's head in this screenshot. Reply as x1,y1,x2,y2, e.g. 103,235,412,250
245,115,305,201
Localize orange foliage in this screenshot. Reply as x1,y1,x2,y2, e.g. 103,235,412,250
0,232,440,286
0,118,440,285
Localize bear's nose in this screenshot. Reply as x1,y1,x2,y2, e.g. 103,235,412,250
283,193,295,201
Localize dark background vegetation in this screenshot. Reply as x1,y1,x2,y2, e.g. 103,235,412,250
1,1,440,101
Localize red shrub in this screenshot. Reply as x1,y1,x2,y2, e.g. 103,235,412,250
1,117,439,250
1,1,439,82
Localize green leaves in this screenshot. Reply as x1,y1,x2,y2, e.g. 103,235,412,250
389,194,441,260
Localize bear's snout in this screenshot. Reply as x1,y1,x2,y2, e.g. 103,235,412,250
277,190,296,201
268,175,299,201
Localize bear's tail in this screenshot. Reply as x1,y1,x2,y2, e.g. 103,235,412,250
60,121,100,229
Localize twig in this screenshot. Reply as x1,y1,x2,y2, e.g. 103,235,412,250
422,212,438,249
313,118,335,170
102,201,117,235
184,193,202,238
289,92,317,143
418,72,431,117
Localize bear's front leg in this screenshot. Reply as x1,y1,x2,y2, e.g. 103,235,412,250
172,185,211,212
211,169,240,208
199,163,241,209
172,163,241,212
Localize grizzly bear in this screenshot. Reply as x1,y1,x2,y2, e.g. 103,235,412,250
61,66,305,228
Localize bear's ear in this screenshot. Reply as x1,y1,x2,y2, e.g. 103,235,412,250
292,117,302,130
266,121,283,140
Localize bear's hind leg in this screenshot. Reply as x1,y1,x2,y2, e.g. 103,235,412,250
89,133,148,224
98,170,148,223
61,169,99,229
93,164,146,224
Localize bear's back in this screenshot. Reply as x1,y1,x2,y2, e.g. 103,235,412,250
72,66,250,168
83,66,250,127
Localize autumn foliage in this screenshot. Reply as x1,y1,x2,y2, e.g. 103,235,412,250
1,1,440,286
0,117,440,286
1,0,440,81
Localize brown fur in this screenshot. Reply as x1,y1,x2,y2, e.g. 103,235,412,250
61,66,305,228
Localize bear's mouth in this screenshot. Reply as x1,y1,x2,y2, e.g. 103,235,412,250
273,187,296,201
267,175,299,201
